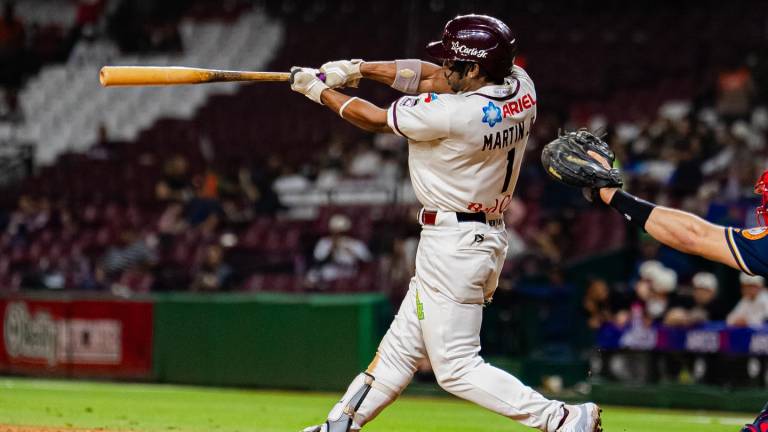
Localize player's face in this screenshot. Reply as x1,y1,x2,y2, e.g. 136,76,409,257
693,287,715,305
442,60,478,92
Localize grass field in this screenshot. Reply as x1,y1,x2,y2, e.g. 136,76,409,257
0,377,754,432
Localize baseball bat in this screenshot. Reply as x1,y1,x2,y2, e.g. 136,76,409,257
99,66,295,87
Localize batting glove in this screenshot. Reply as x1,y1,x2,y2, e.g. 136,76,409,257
290,67,329,105
320,59,363,89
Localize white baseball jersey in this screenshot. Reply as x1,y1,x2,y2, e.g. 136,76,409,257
387,65,537,215
316,65,572,432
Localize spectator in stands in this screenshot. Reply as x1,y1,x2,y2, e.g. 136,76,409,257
717,61,756,123
727,274,768,327
583,278,613,329
239,156,285,216
644,265,678,323
190,244,233,292
156,154,193,202
0,1,26,88
157,202,187,240
531,217,568,264
307,214,372,286
615,261,668,327
348,140,382,178
503,198,527,261
6,195,48,245
664,272,725,327
101,228,157,278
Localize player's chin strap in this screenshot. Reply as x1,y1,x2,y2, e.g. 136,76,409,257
324,372,396,432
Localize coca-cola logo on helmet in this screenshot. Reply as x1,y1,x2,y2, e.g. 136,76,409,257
450,41,488,59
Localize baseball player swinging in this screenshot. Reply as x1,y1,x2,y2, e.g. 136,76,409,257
541,130,768,432
290,14,602,432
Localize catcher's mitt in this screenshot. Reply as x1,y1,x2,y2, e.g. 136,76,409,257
541,130,623,190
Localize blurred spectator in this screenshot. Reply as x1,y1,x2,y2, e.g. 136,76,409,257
531,217,568,263
503,198,527,261
717,62,755,123
644,265,678,323
307,214,372,285
726,274,768,327
156,154,193,202
190,244,233,292
583,278,613,329
157,203,188,238
101,228,157,277
6,195,48,245
348,141,381,178
664,272,725,327
239,156,285,216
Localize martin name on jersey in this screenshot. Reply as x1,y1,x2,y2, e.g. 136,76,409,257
386,65,537,216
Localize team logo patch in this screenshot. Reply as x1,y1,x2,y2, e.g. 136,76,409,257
399,97,419,107
482,101,503,127
450,41,489,58
424,92,438,103
743,227,768,240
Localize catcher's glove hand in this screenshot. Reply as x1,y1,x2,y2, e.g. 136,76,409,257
541,130,623,199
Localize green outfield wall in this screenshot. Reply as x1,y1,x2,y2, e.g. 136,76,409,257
152,292,391,390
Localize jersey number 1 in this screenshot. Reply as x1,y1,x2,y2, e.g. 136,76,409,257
501,148,516,193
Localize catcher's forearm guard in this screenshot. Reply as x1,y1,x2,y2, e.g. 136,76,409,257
609,190,656,230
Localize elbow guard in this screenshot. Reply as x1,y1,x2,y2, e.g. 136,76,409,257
391,59,422,94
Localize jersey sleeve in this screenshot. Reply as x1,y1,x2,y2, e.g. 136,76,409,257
386,93,451,142
725,227,768,277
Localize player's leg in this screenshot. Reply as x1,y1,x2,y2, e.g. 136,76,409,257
418,281,567,430
304,280,427,432
417,225,598,431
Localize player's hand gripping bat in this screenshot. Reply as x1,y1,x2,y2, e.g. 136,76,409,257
99,66,326,87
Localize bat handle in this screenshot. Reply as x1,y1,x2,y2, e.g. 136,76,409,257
289,69,327,84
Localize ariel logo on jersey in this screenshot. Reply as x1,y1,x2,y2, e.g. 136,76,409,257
481,101,503,127
743,226,768,240
424,92,438,103
500,93,537,118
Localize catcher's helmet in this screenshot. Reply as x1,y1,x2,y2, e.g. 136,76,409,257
755,169,768,226
426,14,517,82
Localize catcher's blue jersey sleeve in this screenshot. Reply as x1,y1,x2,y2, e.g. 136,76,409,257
726,227,768,277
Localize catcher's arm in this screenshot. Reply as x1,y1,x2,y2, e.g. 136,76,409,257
593,157,739,270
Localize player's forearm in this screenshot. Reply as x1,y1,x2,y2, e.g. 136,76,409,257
321,89,391,133
360,61,450,93
600,187,739,268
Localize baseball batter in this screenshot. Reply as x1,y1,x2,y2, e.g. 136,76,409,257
289,15,602,432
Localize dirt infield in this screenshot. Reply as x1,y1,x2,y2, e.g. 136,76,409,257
1,426,121,432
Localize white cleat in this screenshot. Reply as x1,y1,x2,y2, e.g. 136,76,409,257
557,403,602,432
301,425,326,432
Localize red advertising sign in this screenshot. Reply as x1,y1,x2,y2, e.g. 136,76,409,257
0,297,153,378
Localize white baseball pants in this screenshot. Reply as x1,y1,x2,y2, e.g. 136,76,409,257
328,212,566,431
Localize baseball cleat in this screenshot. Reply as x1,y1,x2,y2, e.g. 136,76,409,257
301,425,325,432
557,403,602,432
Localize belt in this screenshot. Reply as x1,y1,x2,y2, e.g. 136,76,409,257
420,210,503,227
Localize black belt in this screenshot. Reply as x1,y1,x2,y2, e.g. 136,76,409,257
421,210,501,226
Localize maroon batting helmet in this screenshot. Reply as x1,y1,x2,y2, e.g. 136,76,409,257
426,14,517,81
